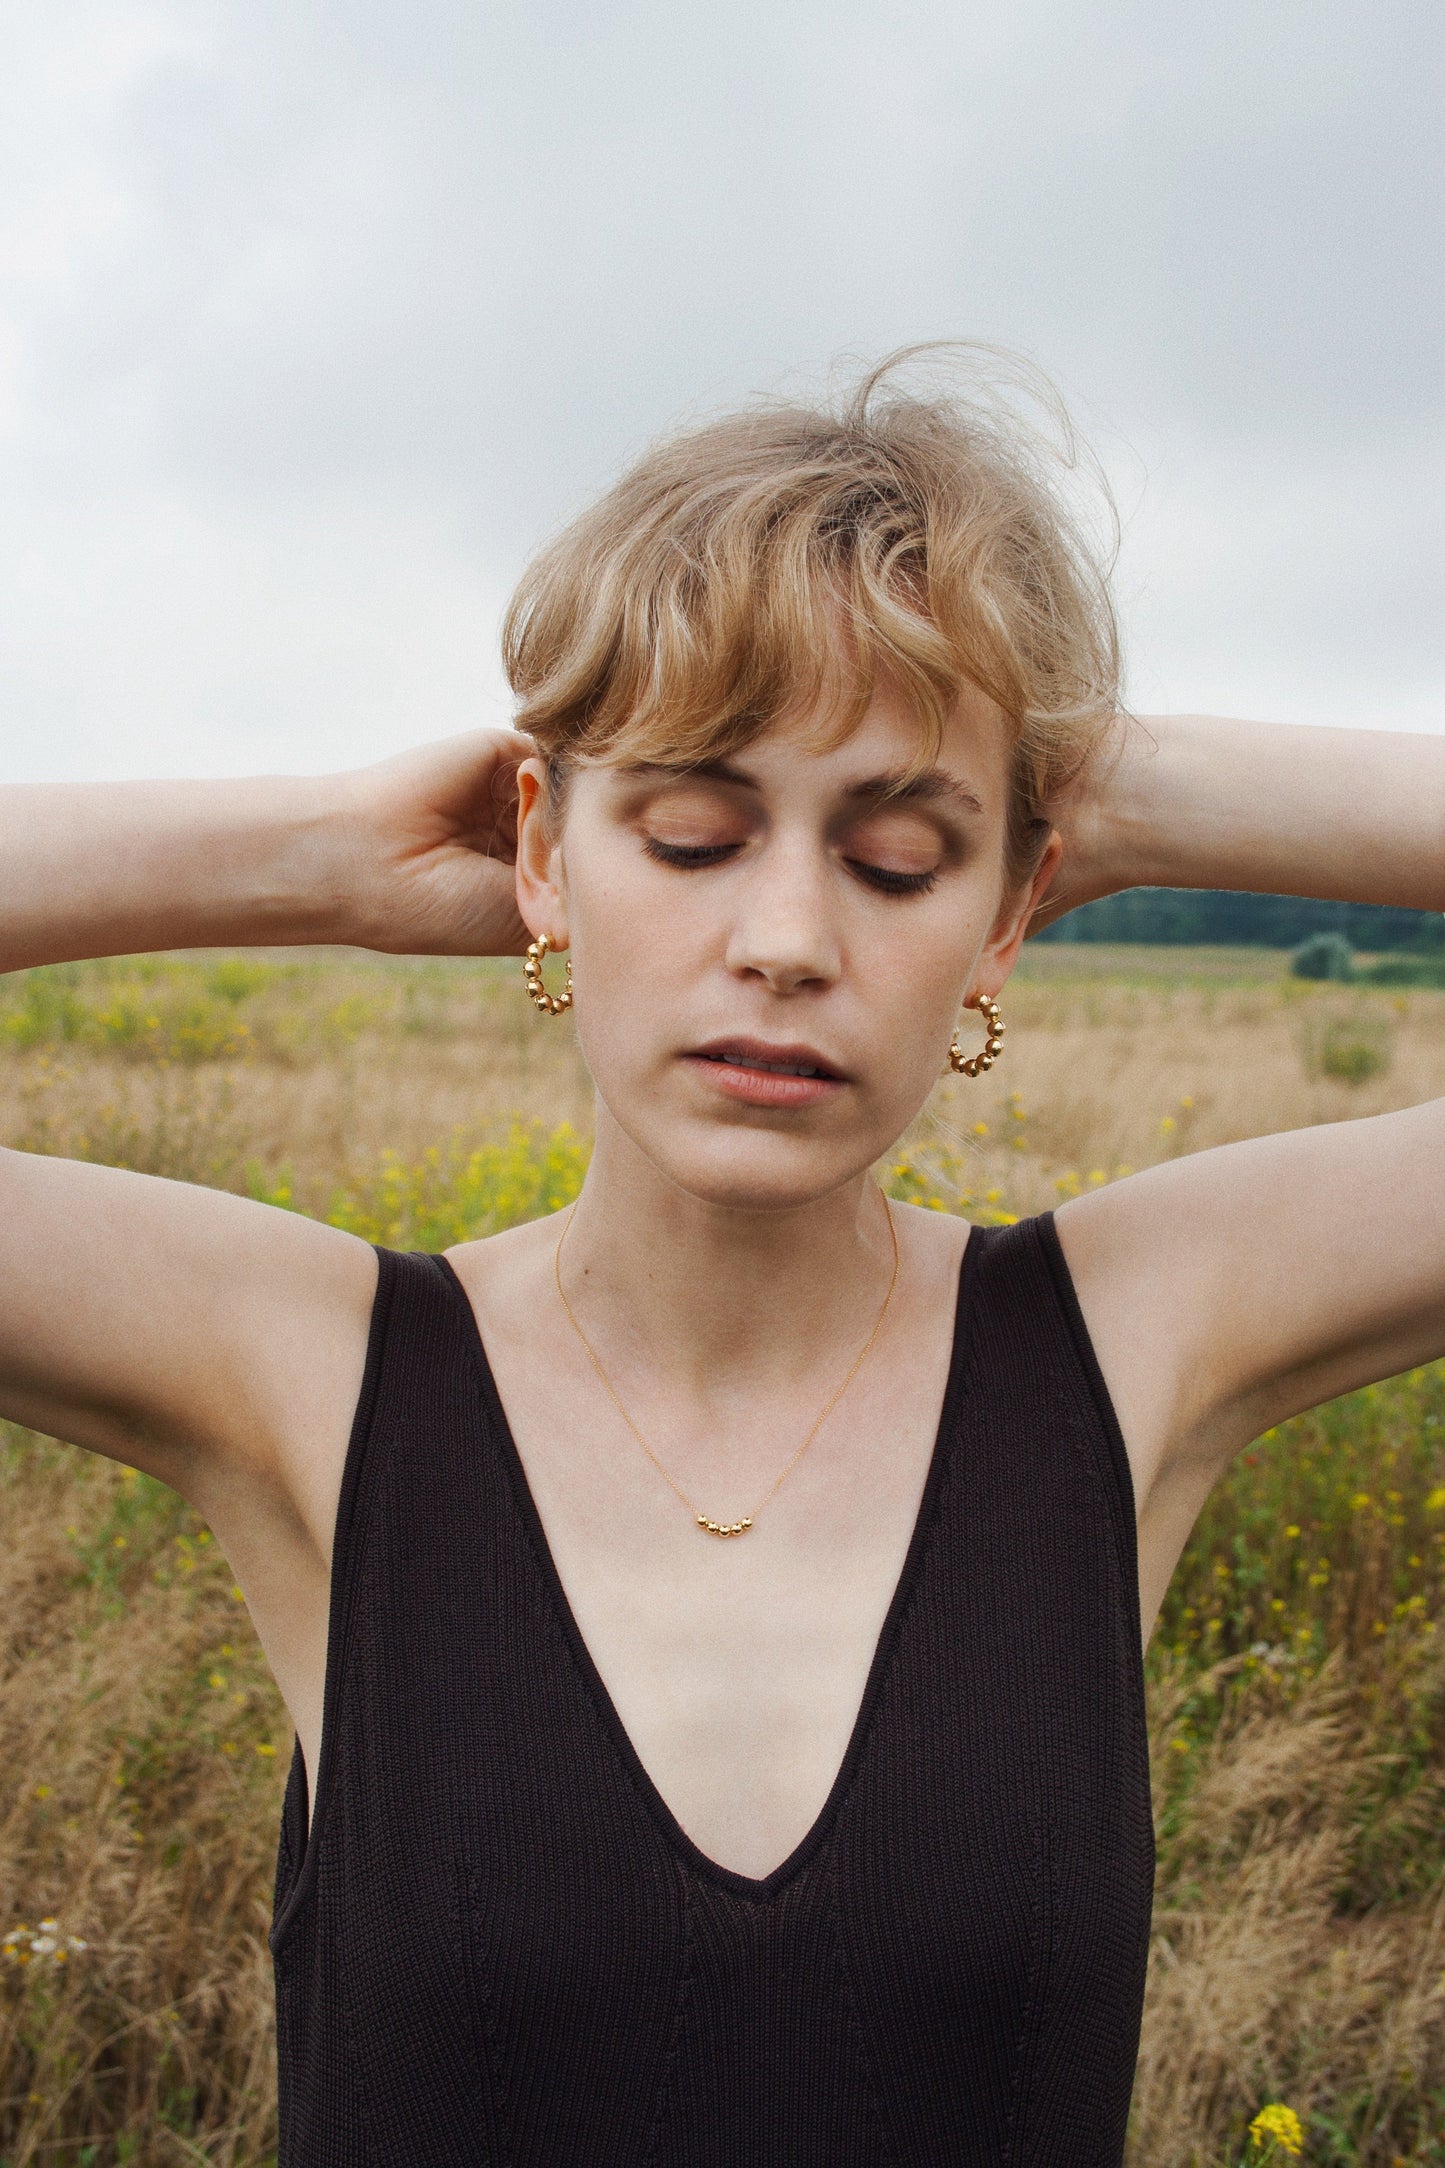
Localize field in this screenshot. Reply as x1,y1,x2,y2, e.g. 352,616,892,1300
0,945,1442,2165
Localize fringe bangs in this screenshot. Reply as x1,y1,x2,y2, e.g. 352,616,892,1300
501,345,1121,876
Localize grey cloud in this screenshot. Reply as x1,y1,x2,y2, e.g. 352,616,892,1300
0,0,1440,779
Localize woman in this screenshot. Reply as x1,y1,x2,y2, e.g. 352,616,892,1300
1,355,1441,2166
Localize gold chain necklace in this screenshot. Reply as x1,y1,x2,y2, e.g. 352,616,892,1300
553,1193,901,1537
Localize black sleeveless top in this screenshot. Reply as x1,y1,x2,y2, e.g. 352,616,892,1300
269,1215,1154,2166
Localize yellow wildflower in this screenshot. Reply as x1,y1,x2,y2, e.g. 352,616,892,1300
1249,2102,1304,2154
1426,1486,1445,1513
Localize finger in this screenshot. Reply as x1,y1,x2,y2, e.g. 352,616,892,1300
364,726,535,802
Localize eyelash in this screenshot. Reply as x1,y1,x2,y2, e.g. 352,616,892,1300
644,838,736,869
852,863,938,897
642,836,938,896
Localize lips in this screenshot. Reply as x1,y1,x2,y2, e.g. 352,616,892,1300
689,1038,845,1080
684,1038,849,1109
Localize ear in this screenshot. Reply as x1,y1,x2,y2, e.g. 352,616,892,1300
973,830,1063,999
514,759,570,948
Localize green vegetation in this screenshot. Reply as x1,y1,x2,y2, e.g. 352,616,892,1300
1042,889,1445,953
1291,935,1445,993
1291,933,1357,984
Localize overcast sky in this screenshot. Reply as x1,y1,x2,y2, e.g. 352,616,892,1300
1,0,1441,783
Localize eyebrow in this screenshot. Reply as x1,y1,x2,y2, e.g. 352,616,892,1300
845,769,987,817
620,759,986,818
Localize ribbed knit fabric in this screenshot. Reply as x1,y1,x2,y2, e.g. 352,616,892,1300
269,1214,1154,2166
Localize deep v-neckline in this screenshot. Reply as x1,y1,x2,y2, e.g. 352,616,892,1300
434,1234,981,1899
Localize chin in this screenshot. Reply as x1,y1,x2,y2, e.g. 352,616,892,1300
611,1106,894,1216
661,1158,867,1216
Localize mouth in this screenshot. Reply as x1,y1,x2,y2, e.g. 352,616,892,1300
692,1038,845,1079
684,1038,849,1108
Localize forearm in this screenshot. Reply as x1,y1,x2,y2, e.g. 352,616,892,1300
0,775,359,973
1091,716,1445,912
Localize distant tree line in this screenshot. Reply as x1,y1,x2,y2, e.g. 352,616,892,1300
1036,891,1445,950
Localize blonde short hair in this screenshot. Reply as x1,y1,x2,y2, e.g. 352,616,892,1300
502,346,1120,882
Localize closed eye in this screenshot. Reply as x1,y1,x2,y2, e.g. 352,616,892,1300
846,861,938,897
644,836,938,895
643,837,741,869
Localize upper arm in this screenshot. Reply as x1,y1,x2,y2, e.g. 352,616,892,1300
0,1144,377,1555
1056,1096,1445,1500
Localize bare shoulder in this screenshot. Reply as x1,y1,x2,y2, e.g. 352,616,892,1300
1052,1096,1445,1507
890,1198,972,1294
0,1145,379,1558
444,1210,562,1328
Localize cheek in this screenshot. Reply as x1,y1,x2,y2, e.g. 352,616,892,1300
888,968,970,1095
846,914,986,1113
562,865,697,1078
863,885,991,1008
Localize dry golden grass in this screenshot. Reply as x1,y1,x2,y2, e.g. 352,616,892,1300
0,946,1441,2164
0,1441,280,2164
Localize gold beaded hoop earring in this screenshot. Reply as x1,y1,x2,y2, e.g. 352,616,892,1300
948,994,1004,1077
522,934,573,1016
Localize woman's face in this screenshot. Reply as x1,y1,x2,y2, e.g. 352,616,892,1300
515,682,1057,1212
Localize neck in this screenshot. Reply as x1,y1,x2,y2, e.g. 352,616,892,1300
560,1108,897,1400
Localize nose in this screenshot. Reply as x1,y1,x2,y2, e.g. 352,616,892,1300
723,832,843,995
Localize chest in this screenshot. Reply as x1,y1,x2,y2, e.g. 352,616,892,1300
491,1350,948,1881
